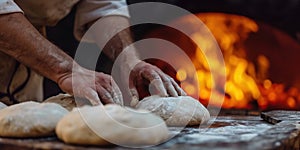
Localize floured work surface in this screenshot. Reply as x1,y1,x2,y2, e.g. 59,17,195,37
0,114,299,150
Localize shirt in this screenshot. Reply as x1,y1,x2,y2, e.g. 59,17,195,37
0,0,129,41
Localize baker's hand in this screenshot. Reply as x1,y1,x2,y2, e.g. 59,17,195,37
57,66,123,106
129,61,186,102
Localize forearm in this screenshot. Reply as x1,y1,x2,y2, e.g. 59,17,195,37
0,13,76,83
89,16,140,64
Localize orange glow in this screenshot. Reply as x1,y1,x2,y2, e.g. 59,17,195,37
143,13,300,110
181,82,196,95
263,80,272,89
176,69,187,81
267,92,277,102
287,97,296,108
175,13,262,109
173,13,300,110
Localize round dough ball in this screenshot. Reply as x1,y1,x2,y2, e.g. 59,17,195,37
0,101,68,138
56,104,169,146
44,93,91,111
0,102,7,110
135,96,210,126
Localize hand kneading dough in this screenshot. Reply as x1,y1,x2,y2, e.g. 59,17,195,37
135,96,210,126
56,104,169,146
44,93,91,111
0,101,68,138
0,102,7,110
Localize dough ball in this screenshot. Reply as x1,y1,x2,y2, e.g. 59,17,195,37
0,101,68,138
0,102,7,110
135,96,210,126
44,93,91,111
56,104,169,146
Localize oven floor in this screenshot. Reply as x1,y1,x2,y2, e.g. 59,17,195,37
0,114,299,150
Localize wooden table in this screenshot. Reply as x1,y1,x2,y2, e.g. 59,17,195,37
0,111,299,150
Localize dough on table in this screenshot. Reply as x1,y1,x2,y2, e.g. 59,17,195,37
44,93,91,111
56,104,169,146
0,102,7,110
135,95,210,126
0,101,68,138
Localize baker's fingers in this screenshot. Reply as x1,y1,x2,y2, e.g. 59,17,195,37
129,77,140,107
97,76,123,105
162,73,187,96
158,73,178,97
165,81,178,97
110,87,123,105
130,88,139,107
96,85,114,104
110,80,123,106
83,88,102,106
142,70,168,97
169,76,187,96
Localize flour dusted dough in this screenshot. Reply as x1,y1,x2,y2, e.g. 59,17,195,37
0,101,68,138
56,104,169,146
135,96,210,126
44,93,90,111
0,102,7,110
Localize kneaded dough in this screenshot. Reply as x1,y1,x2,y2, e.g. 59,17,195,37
135,96,210,126
56,104,169,146
0,102,7,110
44,93,90,111
0,101,68,138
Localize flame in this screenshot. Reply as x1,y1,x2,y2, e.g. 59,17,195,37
176,13,261,109
146,12,300,110
174,13,300,110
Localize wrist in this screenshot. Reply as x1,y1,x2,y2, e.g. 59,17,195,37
54,61,81,84
118,47,141,70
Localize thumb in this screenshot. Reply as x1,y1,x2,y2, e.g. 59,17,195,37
129,75,139,107
84,88,102,106
129,88,139,107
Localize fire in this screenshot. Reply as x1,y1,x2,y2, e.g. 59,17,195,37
173,13,300,110
145,13,300,110
175,13,262,109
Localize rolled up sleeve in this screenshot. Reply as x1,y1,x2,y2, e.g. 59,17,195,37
0,0,23,15
74,0,130,42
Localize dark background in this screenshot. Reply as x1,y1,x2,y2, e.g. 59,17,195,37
44,0,300,99
128,0,300,40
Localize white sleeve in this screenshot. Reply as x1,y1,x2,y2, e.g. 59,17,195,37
0,0,23,15
74,0,130,42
